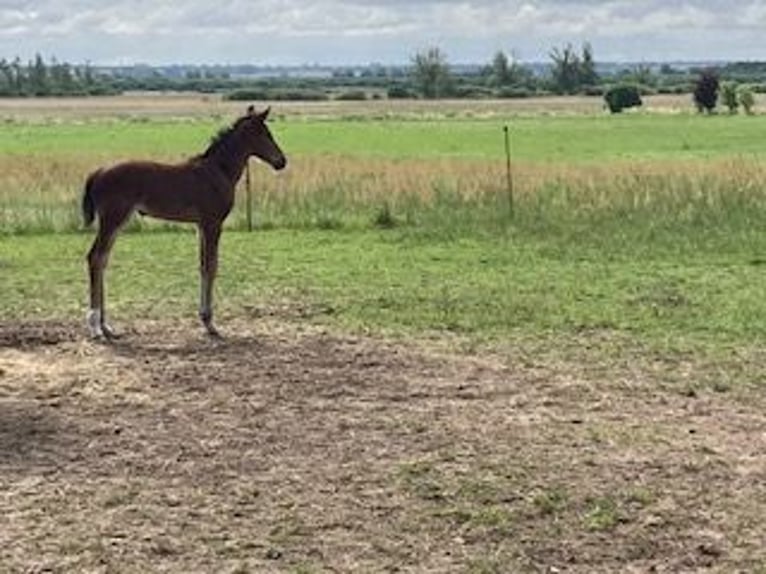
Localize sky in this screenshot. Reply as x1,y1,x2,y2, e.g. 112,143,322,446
1,1,765,66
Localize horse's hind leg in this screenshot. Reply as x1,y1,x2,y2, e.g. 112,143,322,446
86,209,128,339
198,221,222,338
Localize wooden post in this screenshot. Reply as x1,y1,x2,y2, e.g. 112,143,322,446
503,125,514,218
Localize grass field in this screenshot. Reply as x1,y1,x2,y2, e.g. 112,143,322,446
2,95,766,573
2,96,766,234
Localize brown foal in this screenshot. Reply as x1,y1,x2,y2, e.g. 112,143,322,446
82,106,287,339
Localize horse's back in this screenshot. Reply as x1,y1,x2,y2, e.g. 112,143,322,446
90,160,229,223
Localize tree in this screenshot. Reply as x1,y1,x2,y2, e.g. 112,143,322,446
411,47,453,99
604,85,642,114
486,50,533,90
549,42,598,94
549,44,581,94
738,85,755,115
720,81,739,114
629,64,655,87
30,53,49,96
489,50,514,87
11,57,22,93
580,42,599,87
0,58,12,94
693,70,719,114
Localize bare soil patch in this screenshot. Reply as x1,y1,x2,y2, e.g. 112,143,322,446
1,319,764,573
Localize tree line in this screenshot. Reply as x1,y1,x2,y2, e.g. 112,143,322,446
408,44,765,99
407,44,762,114
0,54,118,96
2,49,765,112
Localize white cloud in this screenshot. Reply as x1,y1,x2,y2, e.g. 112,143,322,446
0,0,764,63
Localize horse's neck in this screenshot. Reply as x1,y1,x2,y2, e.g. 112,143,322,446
205,138,250,186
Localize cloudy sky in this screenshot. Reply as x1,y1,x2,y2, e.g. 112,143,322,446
1,1,765,65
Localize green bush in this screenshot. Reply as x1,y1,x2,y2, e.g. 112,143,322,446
497,87,535,99
224,88,269,101
387,85,416,99
720,81,739,114
738,85,756,115
335,90,368,101
604,85,643,114
656,85,690,95
451,85,494,99
225,88,328,102
583,85,606,97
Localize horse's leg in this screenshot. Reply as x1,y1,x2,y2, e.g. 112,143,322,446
198,221,223,337
86,210,128,339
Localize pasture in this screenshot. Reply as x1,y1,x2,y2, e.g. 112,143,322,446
1,95,766,573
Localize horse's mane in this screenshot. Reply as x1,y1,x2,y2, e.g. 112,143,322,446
198,116,248,159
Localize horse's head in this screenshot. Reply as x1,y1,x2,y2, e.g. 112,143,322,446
239,106,287,171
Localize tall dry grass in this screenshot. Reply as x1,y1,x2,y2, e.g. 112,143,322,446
2,152,766,246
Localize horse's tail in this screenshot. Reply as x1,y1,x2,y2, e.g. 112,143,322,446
82,170,100,227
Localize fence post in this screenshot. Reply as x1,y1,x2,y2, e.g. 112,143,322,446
503,125,514,218
245,158,253,232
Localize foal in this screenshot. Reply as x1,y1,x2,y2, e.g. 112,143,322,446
82,106,287,339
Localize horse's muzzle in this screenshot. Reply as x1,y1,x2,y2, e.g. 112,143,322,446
273,156,287,171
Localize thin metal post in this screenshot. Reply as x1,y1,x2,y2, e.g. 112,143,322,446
503,125,514,218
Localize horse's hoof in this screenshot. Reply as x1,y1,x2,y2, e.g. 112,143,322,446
89,331,109,343
102,324,121,340
205,326,223,339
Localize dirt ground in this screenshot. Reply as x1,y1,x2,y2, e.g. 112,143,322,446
1,319,764,573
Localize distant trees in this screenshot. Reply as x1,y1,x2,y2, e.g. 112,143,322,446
549,42,599,94
410,47,453,99
693,70,719,113
0,53,109,96
0,47,762,110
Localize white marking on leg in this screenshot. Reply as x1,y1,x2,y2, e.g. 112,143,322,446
87,308,104,338
199,274,211,320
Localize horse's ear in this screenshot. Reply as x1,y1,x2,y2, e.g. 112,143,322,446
246,105,255,116
260,107,271,121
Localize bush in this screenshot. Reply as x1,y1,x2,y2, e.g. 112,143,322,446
604,85,642,114
497,87,535,99
656,85,689,95
224,88,268,101
583,85,606,97
387,85,416,99
335,90,367,101
720,81,739,114
738,85,756,115
451,85,493,99
225,88,328,102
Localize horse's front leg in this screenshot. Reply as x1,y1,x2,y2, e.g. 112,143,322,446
198,221,223,338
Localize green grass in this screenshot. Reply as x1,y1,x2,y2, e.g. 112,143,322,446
2,109,766,380
2,114,766,162
3,112,766,235
2,226,765,364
